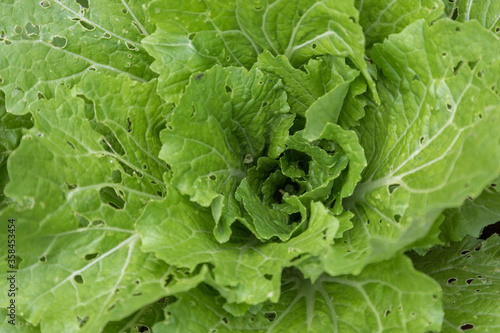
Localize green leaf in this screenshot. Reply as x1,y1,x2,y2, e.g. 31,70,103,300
0,74,178,332
235,178,298,241
159,66,290,242
0,0,156,114
453,0,500,33
136,187,339,305
153,284,272,333
75,72,169,189
337,75,368,129
411,235,500,332
443,0,455,17
0,92,32,165
154,254,442,333
281,130,349,206
338,19,500,275
254,51,368,131
239,124,364,231
143,0,376,104
266,113,296,160
355,0,445,48
303,83,355,138
0,166,9,210
288,124,366,214
441,183,500,242
318,124,367,212
255,52,359,117
102,298,169,333
0,90,32,209
0,308,41,333
3,3,500,331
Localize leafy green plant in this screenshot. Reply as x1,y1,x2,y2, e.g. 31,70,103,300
1,0,499,332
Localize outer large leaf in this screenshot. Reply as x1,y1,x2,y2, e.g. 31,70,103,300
452,0,500,32
443,0,455,16
142,0,376,104
102,299,169,333
153,255,442,333
0,92,32,166
0,91,32,209
412,235,500,332
75,72,169,189
441,183,500,242
137,187,339,306
355,0,444,48
0,309,41,333
159,66,290,242
0,74,181,332
0,0,156,114
336,19,500,275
